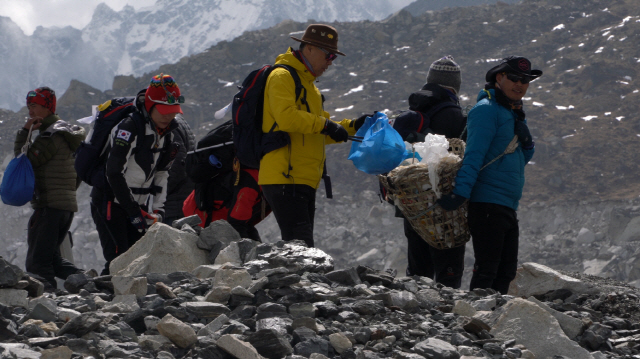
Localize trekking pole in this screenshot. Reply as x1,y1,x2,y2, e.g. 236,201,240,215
348,136,364,142
187,141,234,155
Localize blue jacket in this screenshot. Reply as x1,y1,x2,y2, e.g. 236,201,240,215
452,88,534,210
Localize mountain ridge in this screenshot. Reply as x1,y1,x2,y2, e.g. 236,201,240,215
0,0,414,111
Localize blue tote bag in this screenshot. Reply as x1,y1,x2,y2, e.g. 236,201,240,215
348,112,412,175
1,126,35,206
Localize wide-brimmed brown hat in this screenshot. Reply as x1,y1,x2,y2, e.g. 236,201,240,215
291,24,346,56
485,56,542,83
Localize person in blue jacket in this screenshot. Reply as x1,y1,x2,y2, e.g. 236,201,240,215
437,56,542,294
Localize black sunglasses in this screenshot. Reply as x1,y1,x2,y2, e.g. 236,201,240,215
503,72,531,84
317,47,338,61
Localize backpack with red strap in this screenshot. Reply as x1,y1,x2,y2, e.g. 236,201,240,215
231,64,308,169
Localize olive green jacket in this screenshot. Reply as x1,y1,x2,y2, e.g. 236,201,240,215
14,115,86,211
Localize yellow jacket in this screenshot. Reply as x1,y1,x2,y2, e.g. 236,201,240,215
258,48,356,189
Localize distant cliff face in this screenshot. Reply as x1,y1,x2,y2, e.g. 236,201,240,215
0,0,413,112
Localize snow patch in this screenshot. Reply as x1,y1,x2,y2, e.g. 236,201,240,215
335,105,354,112
582,116,597,121
218,79,234,87
343,85,364,96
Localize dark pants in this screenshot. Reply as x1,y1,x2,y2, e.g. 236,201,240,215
405,218,465,288
163,216,179,227
91,201,144,275
262,184,316,247
468,202,519,294
26,207,81,289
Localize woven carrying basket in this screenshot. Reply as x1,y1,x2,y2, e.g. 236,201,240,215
379,138,470,250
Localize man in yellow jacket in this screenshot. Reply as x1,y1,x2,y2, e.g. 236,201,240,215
259,24,361,248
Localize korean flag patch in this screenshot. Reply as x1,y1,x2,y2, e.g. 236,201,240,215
116,129,132,141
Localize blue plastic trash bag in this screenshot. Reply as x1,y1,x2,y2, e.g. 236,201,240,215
0,153,35,206
348,112,413,175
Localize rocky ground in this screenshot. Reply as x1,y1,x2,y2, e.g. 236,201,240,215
1,218,640,359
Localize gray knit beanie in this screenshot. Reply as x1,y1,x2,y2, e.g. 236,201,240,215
426,55,461,94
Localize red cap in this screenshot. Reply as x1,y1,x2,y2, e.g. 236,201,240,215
145,74,183,115
26,87,56,114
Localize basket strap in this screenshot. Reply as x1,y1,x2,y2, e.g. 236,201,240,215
479,135,519,171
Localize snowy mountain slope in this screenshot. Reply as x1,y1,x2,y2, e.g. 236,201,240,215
0,0,413,111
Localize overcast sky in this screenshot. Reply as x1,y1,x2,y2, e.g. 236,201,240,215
0,0,157,35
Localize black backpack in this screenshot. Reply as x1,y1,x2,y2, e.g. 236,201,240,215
75,96,144,189
231,64,307,169
185,120,236,212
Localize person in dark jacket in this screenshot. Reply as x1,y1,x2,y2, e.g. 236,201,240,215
90,74,181,275
163,114,195,225
385,56,467,288
437,56,541,294
14,87,86,289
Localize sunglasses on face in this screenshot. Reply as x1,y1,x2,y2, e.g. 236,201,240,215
317,47,338,61
503,72,531,84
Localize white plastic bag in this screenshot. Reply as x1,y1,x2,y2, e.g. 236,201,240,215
413,134,460,197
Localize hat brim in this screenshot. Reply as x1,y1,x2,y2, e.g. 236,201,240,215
154,103,183,115
486,63,543,82
291,36,346,56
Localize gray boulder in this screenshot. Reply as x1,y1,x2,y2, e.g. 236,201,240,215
491,298,594,359
110,223,208,276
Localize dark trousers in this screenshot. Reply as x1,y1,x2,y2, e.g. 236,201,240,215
467,202,519,294
262,184,316,248
26,207,80,289
405,218,465,289
91,201,144,275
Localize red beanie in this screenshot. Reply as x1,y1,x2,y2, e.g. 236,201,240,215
145,74,183,115
26,87,56,114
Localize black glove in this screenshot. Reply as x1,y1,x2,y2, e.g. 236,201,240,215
321,119,348,142
437,193,467,211
353,114,374,131
514,120,534,149
130,212,148,232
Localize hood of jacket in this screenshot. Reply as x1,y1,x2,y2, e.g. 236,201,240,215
40,115,86,151
477,88,495,104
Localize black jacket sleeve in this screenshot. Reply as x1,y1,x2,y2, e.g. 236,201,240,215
105,117,140,217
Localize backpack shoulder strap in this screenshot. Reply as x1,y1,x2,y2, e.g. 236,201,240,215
418,101,462,135
129,113,147,155
276,64,309,113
